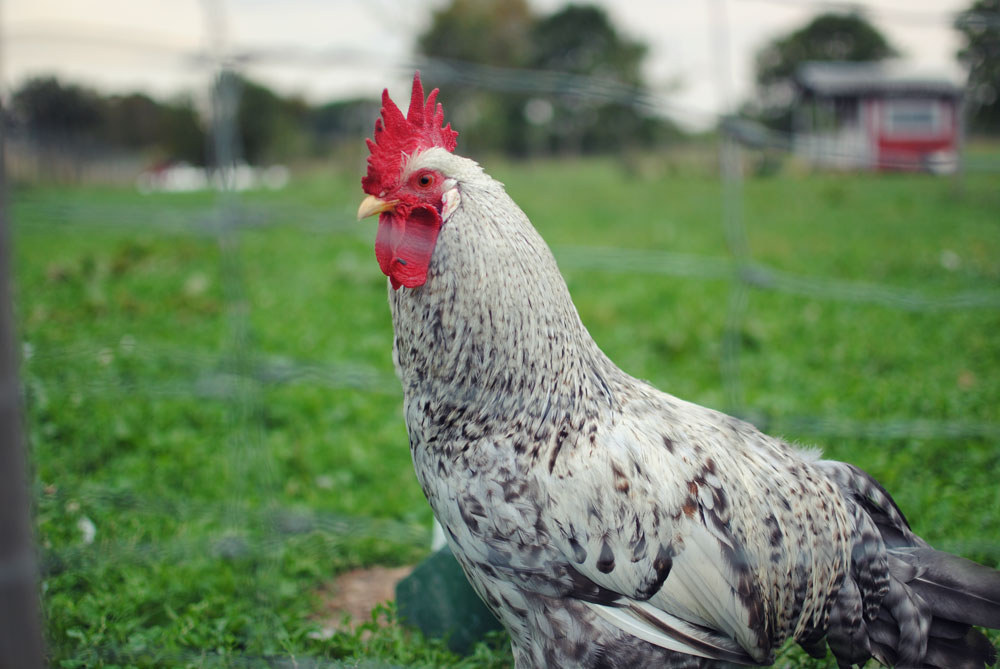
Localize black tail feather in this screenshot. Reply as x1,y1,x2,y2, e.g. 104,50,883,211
876,546,1000,668
923,627,997,669
862,584,998,668
819,461,1000,667
892,546,1000,630
866,609,899,665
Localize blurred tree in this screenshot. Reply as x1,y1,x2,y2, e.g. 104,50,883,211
418,0,535,155
10,77,208,164
529,4,659,153
417,1,666,155
956,0,1000,133
530,4,644,84
233,76,311,164
751,12,897,129
104,93,163,149
159,98,208,165
10,77,105,141
9,77,109,181
418,0,534,67
310,98,380,155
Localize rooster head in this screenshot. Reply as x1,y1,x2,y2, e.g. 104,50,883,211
357,72,459,290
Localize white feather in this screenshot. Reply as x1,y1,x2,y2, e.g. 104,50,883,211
585,601,714,657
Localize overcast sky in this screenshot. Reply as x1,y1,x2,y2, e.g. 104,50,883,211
2,0,970,130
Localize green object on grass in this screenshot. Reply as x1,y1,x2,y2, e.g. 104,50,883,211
395,545,503,654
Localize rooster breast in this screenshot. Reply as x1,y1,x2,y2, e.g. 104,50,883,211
407,352,863,667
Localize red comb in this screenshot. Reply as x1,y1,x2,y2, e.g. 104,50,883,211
362,72,458,196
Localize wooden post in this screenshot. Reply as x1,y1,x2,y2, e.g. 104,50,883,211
0,88,46,669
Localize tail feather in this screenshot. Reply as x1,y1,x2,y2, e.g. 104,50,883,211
923,627,997,669
856,557,1000,668
930,615,983,641
866,611,997,669
866,609,899,666
825,578,872,665
882,568,932,665
796,626,828,660
818,460,1000,667
892,546,1000,630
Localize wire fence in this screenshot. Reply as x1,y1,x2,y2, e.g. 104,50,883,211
3,1,1000,666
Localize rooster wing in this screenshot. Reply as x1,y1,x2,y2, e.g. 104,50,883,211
540,389,858,664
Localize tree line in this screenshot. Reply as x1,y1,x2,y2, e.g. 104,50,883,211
5,0,998,171
6,75,380,167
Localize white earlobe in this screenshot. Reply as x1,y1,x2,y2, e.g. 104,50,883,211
441,186,461,222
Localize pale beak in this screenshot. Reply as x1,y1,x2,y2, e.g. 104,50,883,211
357,195,397,220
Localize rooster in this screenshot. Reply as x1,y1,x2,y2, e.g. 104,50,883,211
356,73,1000,668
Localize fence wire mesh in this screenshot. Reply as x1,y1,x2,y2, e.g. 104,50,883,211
3,1,1000,666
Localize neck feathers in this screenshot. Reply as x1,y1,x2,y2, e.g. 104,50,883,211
387,171,615,420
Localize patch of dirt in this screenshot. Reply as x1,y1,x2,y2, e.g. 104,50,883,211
313,565,414,634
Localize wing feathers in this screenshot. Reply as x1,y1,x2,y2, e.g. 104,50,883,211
658,521,767,658
585,600,763,665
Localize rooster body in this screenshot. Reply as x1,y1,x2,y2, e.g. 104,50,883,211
358,75,1000,668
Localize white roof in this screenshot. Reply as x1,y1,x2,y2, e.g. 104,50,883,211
796,61,965,97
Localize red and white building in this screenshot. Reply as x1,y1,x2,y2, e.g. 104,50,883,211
793,62,964,174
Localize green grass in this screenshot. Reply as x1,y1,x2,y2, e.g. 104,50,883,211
13,154,1000,667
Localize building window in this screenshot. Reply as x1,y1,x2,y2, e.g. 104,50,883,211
883,99,944,136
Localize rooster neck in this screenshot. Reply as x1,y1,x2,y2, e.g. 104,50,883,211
386,176,618,427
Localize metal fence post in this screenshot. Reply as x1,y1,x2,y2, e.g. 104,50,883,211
0,97,46,669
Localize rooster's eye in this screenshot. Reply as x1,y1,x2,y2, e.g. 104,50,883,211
417,173,434,188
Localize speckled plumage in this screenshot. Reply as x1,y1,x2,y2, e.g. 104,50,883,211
368,142,1000,668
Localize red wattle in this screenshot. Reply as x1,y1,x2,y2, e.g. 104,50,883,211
374,204,442,290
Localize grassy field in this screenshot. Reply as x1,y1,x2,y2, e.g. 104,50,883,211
12,153,1000,667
